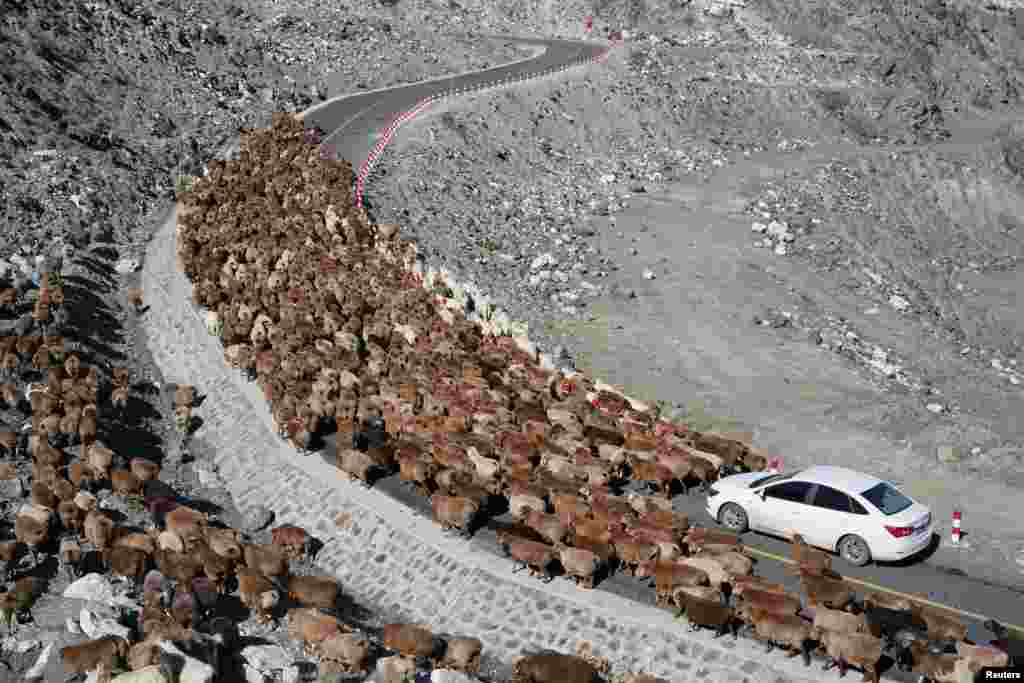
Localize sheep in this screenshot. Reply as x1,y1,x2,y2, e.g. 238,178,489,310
502,539,558,582
788,533,833,575
270,524,310,559
126,287,144,312
730,575,788,599
59,538,83,581
676,554,734,590
14,513,48,567
86,443,114,480
50,476,75,502
398,454,438,496
30,481,58,510
153,548,203,586
73,489,97,513
627,457,675,498
507,480,547,520
197,541,233,593
170,585,195,629
69,462,98,492
60,636,129,677
205,526,242,561
554,542,603,590
736,587,803,622
673,584,724,606
523,509,570,546
678,594,741,639
435,636,483,674
320,632,372,674
813,628,886,683
84,509,114,554
746,606,817,666
512,653,600,683
242,543,290,580
800,571,857,611
375,655,417,683
957,641,1010,673
287,574,339,609
165,505,208,550
610,529,659,576
337,447,382,485
111,469,143,496
812,605,872,635
383,623,445,660
683,525,742,551
130,458,161,482
430,494,480,536
909,603,969,646
104,546,148,594
110,384,129,417
0,541,22,583
237,567,278,624
634,557,711,607
157,529,186,554
694,548,754,577
288,608,347,657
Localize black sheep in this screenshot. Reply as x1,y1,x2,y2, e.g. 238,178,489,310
679,595,740,639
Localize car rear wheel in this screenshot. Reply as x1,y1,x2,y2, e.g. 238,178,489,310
718,503,749,533
838,534,871,566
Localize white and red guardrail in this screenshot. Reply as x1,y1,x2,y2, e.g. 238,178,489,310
353,37,624,209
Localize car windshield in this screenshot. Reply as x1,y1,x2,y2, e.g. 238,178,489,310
747,473,793,489
860,482,913,515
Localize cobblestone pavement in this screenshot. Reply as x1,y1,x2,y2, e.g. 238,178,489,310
141,191,865,682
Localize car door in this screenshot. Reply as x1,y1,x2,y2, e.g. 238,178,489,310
750,480,814,536
805,484,863,550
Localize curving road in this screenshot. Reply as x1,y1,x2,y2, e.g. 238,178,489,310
188,32,1022,679
299,33,609,192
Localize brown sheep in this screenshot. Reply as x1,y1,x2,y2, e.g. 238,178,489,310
694,549,754,577
287,607,348,656
512,653,599,683
679,594,741,639
60,636,129,676
374,655,417,683
14,513,47,566
812,605,872,635
287,574,339,609
435,636,482,674
196,541,233,593
50,477,76,502
320,632,372,673
908,603,968,644
59,538,83,581
635,558,710,607
503,538,558,582
523,509,570,546
337,448,380,485
430,495,479,536
103,546,148,592
205,526,242,561
788,533,833,575
382,623,444,660
110,469,143,496
73,490,97,513
0,541,22,582
84,510,114,553
610,529,658,577
554,542,603,590
747,606,816,666
242,543,290,580
30,481,58,510
153,548,203,585
270,524,309,559
736,588,803,619
800,571,856,611
113,531,156,556
69,461,97,491
815,627,885,683
164,505,207,551
129,458,160,482
730,574,788,599
237,567,278,624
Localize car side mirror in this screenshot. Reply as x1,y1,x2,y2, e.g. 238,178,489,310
758,490,767,501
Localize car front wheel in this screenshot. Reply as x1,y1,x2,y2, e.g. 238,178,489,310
718,503,749,533
838,534,872,566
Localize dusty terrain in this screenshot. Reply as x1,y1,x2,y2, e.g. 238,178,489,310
364,0,1024,581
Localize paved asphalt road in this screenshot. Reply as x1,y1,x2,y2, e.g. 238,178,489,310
298,32,1023,672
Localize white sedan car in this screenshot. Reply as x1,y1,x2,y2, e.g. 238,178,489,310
705,465,934,566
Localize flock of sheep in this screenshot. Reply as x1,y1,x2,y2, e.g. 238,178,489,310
169,112,1023,683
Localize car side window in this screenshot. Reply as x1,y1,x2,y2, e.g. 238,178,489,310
763,481,812,504
849,497,869,515
811,485,856,513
